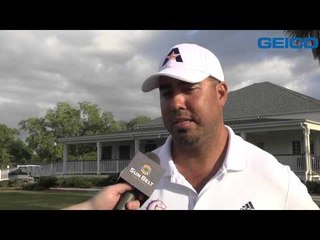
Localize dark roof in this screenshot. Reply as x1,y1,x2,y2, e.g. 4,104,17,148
224,82,320,120
59,82,320,142
138,116,300,131
137,117,164,129
224,117,298,125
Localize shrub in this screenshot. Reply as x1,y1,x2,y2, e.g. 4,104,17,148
22,183,45,191
96,175,118,187
0,180,9,187
21,174,120,190
7,179,24,188
57,176,94,188
304,180,320,194
37,176,58,189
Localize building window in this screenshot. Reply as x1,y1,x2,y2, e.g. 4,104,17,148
119,145,130,160
256,142,264,150
292,141,301,155
145,144,157,153
102,146,112,160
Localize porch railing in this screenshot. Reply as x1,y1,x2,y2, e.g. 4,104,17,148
274,155,320,172
32,159,131,177
9,155,320,178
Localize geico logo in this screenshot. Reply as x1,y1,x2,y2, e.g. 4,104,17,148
258,37,319,49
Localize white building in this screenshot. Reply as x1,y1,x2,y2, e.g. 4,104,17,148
59,82,320,181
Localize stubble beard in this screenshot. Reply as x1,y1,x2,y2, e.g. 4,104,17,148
170,126,201,148
168,122,219,149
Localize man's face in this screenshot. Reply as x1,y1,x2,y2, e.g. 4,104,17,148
159,76,228,148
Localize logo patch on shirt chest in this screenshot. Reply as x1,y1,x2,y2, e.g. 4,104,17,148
240,201,255,210
146,200,167,210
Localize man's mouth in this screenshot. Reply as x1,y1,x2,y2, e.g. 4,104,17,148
172,118,194,127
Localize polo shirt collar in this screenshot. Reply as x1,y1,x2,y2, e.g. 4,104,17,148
157,125,247,177
157,135,175,177
223,125,247,171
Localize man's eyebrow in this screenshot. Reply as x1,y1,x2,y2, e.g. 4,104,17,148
177,81,192,86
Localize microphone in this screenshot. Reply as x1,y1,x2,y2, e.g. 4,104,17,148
114,151,165,210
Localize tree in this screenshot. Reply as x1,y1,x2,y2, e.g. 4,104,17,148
284,30,320,64
19,117,59,163
0,149,11,169
126,116,152,130
0,124,18,168
117,120,128,131
19,101,125,163
9,139,32,165
82,103,122,134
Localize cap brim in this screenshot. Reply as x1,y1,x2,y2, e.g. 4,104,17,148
142,67,209,92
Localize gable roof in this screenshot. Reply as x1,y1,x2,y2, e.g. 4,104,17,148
224,81,320,120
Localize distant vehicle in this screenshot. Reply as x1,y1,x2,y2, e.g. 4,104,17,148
9,165,41,183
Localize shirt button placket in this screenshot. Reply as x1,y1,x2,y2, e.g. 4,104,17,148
189,191,198,209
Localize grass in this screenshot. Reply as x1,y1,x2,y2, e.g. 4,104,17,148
0,188,97,210
1,188,319,210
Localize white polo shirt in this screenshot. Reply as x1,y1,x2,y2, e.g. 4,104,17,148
140,126,319,210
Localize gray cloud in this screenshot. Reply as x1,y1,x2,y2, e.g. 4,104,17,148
0,30,319,130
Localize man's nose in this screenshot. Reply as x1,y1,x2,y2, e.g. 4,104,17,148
170,92,187,110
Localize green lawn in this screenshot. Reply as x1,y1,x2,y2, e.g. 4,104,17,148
1,188,319,210
0,189,97,210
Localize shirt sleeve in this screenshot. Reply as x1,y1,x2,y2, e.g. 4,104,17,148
285,168,319,210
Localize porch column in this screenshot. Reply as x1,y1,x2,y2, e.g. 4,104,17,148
302,124,312,181
97,142,102,175
63,143,68,175
240,132,247,140
134,139,140,153
314,132,320,156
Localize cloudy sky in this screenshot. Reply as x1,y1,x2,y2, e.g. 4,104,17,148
1,30,320,129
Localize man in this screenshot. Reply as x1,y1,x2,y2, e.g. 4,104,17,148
138,43,318,210
66,43,318,210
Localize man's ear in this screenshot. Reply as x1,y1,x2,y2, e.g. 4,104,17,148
217,82,228,106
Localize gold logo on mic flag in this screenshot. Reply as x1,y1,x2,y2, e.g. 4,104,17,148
141,164,152,175
119,151,165,197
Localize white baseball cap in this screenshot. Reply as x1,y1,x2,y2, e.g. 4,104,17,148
141,43,224,92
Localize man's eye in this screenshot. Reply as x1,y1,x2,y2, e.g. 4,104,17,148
160,90,171,97
184,86,198,93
